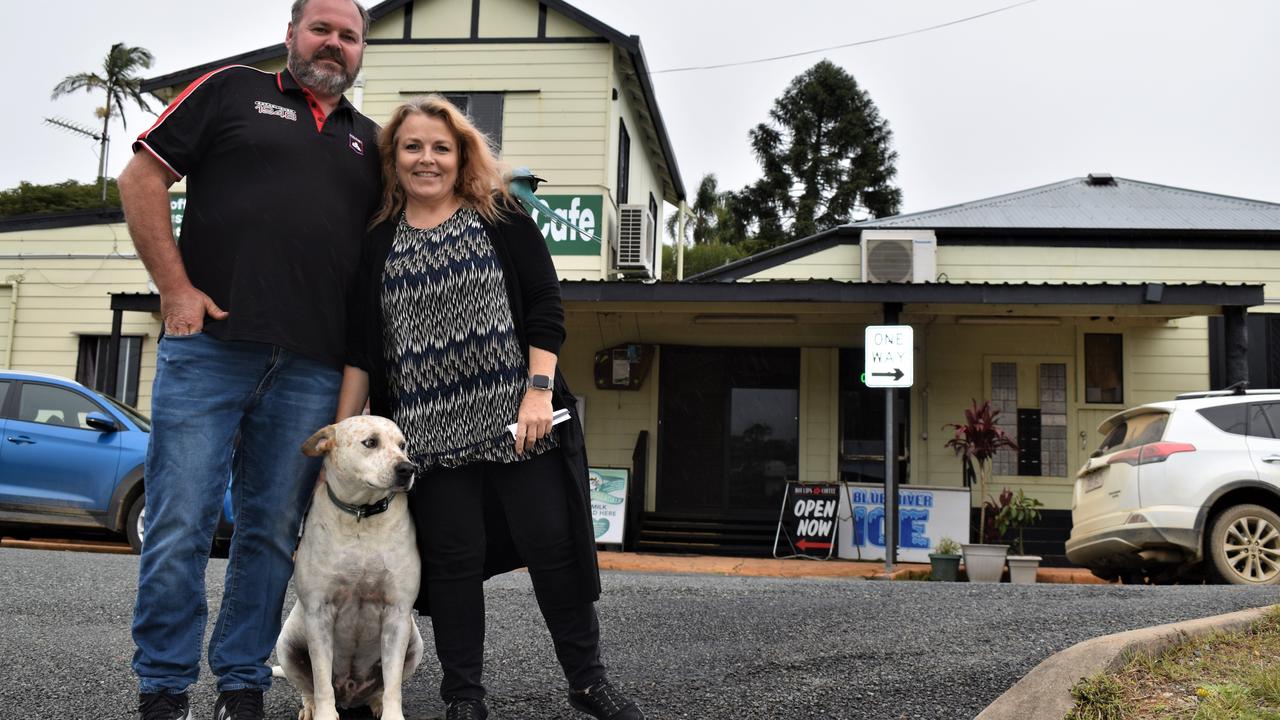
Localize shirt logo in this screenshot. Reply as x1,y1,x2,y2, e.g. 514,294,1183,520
254,100,297,122
349,134,365,156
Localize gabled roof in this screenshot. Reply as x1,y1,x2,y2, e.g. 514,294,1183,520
858,175,1280,231
690,176,1280,281
139,0,684,200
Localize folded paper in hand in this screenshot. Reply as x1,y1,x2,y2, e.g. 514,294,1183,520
507,408,571,437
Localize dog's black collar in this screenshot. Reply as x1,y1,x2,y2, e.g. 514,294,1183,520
325,483,393,522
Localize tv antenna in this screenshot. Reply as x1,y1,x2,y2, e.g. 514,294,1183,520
43,116,110,203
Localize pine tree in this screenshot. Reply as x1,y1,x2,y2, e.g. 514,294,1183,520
743,59,902,247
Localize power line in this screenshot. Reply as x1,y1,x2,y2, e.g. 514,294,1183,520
651,0,1041,75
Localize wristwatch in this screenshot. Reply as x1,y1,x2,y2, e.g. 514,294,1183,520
529,374,553,391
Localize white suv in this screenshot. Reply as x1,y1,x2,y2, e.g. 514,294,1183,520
1067,388,1280,584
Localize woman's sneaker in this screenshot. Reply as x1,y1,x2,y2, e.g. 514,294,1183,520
138,692,192,720
568,679,645,719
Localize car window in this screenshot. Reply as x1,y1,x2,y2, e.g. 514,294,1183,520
1097,422,1128,453
1096,413,1168,454
1199,404,1248,436
1124,414,1167,448
1249,403,1280,440
16,383,103,430
0,380,10,415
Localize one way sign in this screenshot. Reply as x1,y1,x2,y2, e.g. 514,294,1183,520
864,325,914,388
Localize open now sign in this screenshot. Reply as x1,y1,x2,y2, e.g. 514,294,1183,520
774,483,840,559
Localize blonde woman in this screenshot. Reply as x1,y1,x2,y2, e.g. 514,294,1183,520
338,96,644,720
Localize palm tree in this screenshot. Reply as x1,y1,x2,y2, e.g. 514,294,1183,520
666,174,739,246
51,43,156,195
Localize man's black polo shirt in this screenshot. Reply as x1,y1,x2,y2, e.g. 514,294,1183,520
135,66,381,369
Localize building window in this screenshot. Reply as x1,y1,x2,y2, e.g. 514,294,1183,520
988,361,1068,477
442,93,504,151
76,335,142,406
617,119,631,204
1039,363,1068,477
838,349,909,484
990,362,1018,476
1085,333,1123,403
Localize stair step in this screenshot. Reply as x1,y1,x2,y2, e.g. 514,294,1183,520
634,540,776,557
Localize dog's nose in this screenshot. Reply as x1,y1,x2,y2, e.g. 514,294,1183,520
394,461,417,489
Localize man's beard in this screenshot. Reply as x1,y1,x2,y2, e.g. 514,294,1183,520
287,40,360,97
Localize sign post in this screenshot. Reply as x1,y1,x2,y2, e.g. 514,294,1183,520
864,323,913,573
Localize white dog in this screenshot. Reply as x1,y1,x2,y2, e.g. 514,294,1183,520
275,416,424,720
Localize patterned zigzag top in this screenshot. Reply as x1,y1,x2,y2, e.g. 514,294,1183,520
381,208,557,470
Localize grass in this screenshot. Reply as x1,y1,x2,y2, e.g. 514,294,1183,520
1067,607,1280,719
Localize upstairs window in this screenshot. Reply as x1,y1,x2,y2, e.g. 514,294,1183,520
617,119,631,204
442,93,505,151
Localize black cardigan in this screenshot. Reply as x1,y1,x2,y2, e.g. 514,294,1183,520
347,201,602,613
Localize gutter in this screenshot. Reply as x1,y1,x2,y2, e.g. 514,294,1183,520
0,254,139,260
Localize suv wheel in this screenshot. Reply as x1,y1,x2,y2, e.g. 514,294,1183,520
1208,504,1280,585
125,494,145,554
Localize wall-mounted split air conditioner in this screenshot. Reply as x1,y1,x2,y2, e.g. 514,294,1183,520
613,204,656,278
860,230,937,283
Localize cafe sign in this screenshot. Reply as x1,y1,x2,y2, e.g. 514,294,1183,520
523,194,603,256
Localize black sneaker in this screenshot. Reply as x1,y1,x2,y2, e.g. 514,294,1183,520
445,698,490,720
213,688,264,720
138,692,192,720
568,679,645,719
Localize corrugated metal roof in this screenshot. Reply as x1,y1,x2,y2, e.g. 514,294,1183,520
855,176,1280,231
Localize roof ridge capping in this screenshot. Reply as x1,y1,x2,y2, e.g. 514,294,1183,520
853,175,1280,231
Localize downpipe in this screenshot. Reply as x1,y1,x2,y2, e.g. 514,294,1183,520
2,274,20,369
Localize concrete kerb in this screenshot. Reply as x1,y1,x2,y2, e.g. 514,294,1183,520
975,604,1279,720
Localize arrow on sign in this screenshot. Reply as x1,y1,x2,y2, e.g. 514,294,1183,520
796,539,832,551
871,368,905,381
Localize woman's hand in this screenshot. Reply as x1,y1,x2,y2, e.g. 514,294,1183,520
515,388,554,454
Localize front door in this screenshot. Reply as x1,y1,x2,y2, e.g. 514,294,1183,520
657,346,799,517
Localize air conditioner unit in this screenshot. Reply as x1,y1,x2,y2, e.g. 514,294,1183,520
613,204,656,278
861,230,937,283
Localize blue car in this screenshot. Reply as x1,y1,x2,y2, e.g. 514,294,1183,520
0,370,233,553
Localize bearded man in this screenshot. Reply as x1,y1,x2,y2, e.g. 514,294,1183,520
117,2,380,718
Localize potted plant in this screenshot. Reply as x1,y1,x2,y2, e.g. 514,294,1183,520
944,399,1018,583
929,537,963,581
997,488,1044,584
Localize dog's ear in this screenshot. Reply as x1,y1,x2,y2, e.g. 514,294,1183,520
302,425,336,457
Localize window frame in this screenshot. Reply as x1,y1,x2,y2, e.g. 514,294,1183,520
76,334,144,407
1083,332,1125,406
616,119,631,205
13,380,112,431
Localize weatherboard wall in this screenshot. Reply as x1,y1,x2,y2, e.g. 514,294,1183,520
0,223,159,411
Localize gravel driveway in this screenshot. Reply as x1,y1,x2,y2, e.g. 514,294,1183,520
2,548,1277,719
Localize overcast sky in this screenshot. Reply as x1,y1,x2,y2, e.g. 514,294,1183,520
5,0,1278,215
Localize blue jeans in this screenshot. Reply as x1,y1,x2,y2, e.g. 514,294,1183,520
132,333,341,694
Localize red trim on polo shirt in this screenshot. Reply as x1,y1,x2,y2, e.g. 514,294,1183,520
136,65,255,178
302,88,328,133
140,66,245,141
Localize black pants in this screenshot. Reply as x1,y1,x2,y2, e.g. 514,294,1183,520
411,448,606,702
